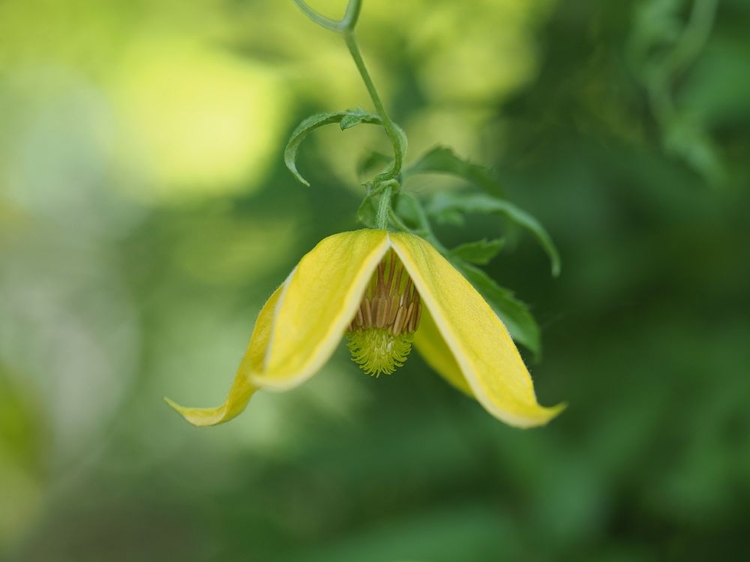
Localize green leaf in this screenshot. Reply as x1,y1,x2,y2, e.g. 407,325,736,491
450,238,505,265
404,146,504,196
429,192,561,277
284,109,383,186
454,262,541,357
339,106,377,130
356,193,379,229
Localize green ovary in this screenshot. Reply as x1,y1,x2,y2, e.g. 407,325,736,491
346,328,415,377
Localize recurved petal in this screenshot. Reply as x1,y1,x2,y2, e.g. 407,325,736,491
391,232,564,428
253,229,390,390
165,286,282,427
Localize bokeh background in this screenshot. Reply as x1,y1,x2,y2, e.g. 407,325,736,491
2,0,749,560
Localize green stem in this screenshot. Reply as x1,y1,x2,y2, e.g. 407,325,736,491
292,0,361,32
343,31,403,182
376,182,394,230
294,0,404,222
648,0,719,127
666,0,718,78
342,0,363,29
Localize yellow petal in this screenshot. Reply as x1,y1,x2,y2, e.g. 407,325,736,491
413,305,473,396
165,286,282,427
252,229,390,390
391,232,565,428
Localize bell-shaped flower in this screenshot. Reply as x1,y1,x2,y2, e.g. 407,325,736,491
166,229,564,428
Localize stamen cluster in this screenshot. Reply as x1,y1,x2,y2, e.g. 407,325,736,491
346,251,422,376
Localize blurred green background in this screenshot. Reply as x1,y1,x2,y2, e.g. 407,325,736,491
1,0,749,560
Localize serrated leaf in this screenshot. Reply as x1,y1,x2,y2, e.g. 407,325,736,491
284,109,382,186
430,192,561,277
450,239,505,265
454,262,541,357
339,106,376,130
404,146,503,195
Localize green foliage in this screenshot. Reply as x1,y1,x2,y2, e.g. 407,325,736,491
404,145,504,196
448,239,505,265
284,108,385,187
628,0,725,185
426,191,561,277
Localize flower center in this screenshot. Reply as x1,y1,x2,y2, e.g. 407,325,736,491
346,251,422,376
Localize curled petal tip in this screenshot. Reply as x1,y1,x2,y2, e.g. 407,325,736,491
164,396,232,427
164,395,183,413
513,401,567,429
538,401,568,426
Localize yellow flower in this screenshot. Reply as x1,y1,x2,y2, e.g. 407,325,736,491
166,229,564,428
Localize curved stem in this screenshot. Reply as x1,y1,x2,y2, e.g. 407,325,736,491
342,0,362,29
666,0,718,78
343,30,403,182
293,0,362,32
294,0,404,223
647,0,719,127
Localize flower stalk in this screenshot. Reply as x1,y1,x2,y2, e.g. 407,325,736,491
294,0,405,223
342,31,403,183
